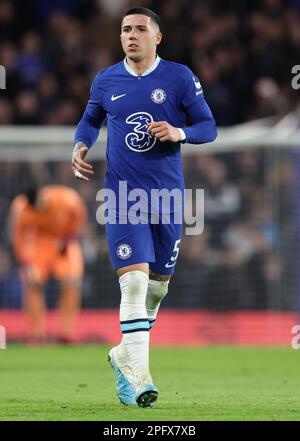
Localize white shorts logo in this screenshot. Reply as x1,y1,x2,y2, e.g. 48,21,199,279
151,89,166,104
125,112,157,152
117,243,132,260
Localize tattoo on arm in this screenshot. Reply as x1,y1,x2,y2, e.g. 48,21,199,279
72,142,87,162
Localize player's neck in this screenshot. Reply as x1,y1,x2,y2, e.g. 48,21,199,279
126,54,157,76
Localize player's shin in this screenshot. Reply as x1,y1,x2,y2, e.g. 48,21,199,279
58,279,81,341
146,279,169,330
119,270,152,389
24,287,46,342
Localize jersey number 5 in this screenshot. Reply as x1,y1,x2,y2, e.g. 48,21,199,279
165,239,181,268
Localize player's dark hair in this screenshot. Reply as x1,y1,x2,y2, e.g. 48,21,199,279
122,7,161,31
24,184,38,206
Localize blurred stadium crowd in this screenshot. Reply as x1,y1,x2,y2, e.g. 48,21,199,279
1,0,299,125
0,0,298,312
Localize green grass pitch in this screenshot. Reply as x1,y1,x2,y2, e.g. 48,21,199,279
0,345,299,421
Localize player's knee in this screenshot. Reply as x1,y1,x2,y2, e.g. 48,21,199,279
59,278,82,291
25,280,44,292
147,278,169,306
149,271,171,282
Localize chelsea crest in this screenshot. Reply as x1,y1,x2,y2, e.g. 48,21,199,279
151,89,166,104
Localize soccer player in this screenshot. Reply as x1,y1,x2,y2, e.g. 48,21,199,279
72,7,217,407
10,185,87,343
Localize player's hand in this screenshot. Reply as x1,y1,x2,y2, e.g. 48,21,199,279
147,121,182,142
72,142,94,181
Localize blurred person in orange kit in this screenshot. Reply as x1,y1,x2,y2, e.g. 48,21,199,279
9,184,87,343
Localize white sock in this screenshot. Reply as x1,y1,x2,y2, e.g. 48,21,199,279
119,270,152,389
146,279,169,329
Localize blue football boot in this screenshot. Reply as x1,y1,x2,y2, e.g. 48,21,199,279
135,384,158,407
108,347,136,406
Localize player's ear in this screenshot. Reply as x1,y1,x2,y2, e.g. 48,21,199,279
156,32,162,45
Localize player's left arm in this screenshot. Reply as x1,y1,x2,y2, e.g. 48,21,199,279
55,193,87,254
178,95,217,144
148,69,217,144
65,196,87,237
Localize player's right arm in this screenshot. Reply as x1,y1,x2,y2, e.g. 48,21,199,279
72,73,107,181
9,196,29,263
9,196,43,286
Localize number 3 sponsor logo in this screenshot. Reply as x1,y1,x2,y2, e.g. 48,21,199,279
125,112,157,152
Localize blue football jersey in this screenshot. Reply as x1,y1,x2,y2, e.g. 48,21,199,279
75,56,216,202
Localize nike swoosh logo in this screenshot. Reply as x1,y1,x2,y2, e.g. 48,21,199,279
165,261,177,268
111,94,127,101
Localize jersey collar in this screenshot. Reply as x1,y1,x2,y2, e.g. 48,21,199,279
123,56,161,77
